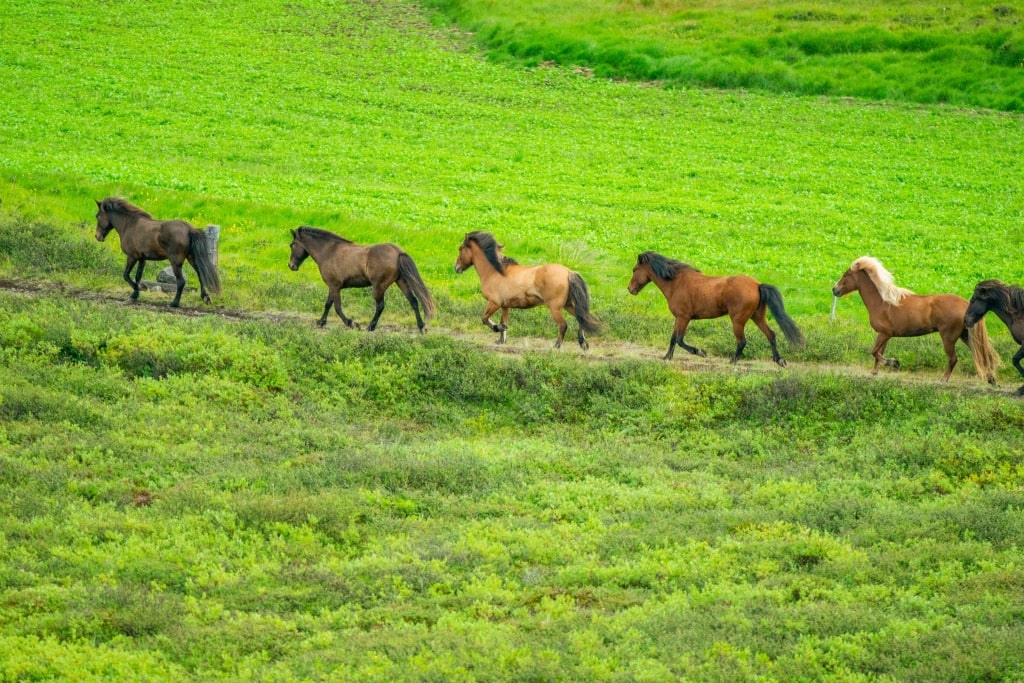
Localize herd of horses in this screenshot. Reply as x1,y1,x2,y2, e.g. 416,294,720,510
94,197,1024,395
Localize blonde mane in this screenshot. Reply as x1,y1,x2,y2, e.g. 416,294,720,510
851,256,914,306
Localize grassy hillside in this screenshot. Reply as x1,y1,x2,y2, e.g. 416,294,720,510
2,292,1023,681
423,0,1024,111
2,0,1024,679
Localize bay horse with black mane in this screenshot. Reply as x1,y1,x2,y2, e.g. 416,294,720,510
454,231,600,349
95,197,222,307
832,256,999,383
288,226,435,332
965,279,1024,395
628,251,804,366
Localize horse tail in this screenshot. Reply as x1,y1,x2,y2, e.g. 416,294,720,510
759,284,805,348
567,272,602,335
189,229,222,296
967,318,1001,383
397,252,435,320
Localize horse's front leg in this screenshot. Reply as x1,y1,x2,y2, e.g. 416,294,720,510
1012,346,1024,395
480,302,505,340
666,316,703,360
498,308,510,345
870,332,897,373
123,258,143,300
939,333,959,381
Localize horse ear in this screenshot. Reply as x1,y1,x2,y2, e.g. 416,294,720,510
291,229,297,238
95,199,101,208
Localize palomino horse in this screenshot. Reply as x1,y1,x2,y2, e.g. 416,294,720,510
628,251,804,366
453,231,600,349
95,197,222,307
288,226,435,332
832,256,999,383
965,279,1024,395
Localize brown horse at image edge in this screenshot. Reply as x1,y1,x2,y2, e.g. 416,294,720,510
965,279,1024,395
454,231,600,349
288,226,435,332
95,197,222,307
628,251,804,366
832,256,999,383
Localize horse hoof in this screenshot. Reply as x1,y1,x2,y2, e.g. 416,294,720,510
697,350,707,358
316,320,327,328
1016,386,1024,396
580,342,589,351
777,359,788,368
891,360,901,370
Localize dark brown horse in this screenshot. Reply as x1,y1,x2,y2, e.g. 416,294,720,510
454,231,600,349
832,256,999,383
965,279,1024,395
288,226,435,332
94,197,222,307
628,251,804,365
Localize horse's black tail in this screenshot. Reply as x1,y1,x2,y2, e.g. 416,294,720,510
567,272,602,335
397,252,435,320
759,284,804,348
189,229,222,296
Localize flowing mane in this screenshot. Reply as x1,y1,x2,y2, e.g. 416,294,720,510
464,231,510,274
297,226,354,245
637,251,700,280
976,279,1024,315
851,256,914,306
101,196,152,218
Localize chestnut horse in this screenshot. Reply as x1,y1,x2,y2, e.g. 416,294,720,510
453,231,600,349
965,279,1024,395
95,197,221,307
288,227,435,332
628,251,804,366
832,256,998,383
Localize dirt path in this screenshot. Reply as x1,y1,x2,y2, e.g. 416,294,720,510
0,277,1014,397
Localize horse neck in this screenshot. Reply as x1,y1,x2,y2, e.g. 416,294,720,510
468,242,504,281
852,270,889,312
108,209,141,234
302,234,342,262
649,267,688,298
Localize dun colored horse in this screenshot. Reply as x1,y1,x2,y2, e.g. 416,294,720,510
288,226,435,332
832,256,999,383
453,231,600,349
628,251,804,366
94,197,222,307
965,279,1024,395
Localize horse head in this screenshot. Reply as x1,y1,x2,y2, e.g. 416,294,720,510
831,268,858,297
628,253,655,294
288,229,310,271
454,237,474,274
965,280,1002,328
94,199,114,242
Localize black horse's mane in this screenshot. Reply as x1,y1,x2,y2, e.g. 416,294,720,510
464,231,516,274
297,226,354,245
637,251,699,280
101,197,152,218
977,279,1024,315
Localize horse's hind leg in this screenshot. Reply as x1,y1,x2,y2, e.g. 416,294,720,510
367,286,388,331
169,262,187,308
549,306,569,349
186,254,210,304
750,308,785,366
396,281,425,332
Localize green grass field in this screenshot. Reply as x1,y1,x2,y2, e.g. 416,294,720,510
2,0,1024,680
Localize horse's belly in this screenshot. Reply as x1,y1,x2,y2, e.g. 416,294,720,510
505,295,542,308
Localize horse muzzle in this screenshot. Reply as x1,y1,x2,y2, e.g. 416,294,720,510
831,285,844,297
